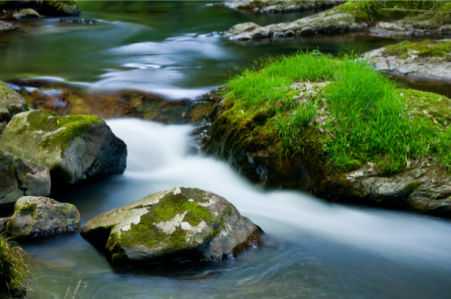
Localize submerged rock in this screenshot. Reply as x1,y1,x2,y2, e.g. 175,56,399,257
6,196,80,238
0,82,26,134
0,150,51,205
82,187,262,266
0,20,18,32
364,40,451,83
10,80,194,124
0,110,127,185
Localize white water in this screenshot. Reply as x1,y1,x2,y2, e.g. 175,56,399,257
109,118,451,266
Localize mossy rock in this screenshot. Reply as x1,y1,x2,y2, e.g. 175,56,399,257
82,187,262,266
0,82,26,134
6,196,80,239
0,110,127,184
0,150,50,206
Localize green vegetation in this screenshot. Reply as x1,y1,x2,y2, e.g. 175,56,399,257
383,40,451,61
222,52,450,174
26,110,103,150
337,0,449,21
0,235,28,297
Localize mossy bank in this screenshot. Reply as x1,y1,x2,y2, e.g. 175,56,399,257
225,0,451,40
199,53,450,216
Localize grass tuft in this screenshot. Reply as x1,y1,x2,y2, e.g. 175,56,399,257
0,235,28,297
223,52,450,174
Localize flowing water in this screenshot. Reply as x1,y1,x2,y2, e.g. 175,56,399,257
1,2,450,298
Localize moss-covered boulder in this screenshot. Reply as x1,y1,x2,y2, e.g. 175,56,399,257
0,150,50,206
82,187,262,266
5,196,80,238
364,40,451,83
0,110,127,185
0,82,26,134
199,53,451,217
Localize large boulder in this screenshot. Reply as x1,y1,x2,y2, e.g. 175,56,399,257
6,196,80,238
0,150,50,205
0,82,26,134
0,110,127,184
82,187,262,266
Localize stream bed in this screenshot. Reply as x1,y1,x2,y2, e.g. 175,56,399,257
1,2,451,298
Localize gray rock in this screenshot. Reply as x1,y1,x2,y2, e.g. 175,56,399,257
226,0,344,14
344,161,451,215
0,110,127,185
6,196,80,238
363,44,451,83
82,187,262,266
0,150,51,206
224,9,368,40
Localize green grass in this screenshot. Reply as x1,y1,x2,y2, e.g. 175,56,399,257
223,52,450,174
383,40,451,61
0,235,28,297
337,0,448,21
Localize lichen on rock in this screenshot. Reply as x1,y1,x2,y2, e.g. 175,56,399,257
5,196,80,239
82,187,262,266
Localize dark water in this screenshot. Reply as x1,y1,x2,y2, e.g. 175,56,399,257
1,2,450,298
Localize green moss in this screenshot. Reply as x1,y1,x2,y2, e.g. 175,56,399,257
119,191,218,250
337,0,449,22
383,40,451,61
220,52,451,176
0,235,28,297
26,110,103,150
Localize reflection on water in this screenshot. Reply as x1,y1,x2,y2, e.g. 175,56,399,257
0,1,392,99
23,119,451,299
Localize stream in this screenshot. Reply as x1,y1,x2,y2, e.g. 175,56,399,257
1,1,451,298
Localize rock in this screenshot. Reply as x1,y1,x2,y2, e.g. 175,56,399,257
0,82,26,134
224,10,368,40
82,187,262,266
337,161,451,215
199,79,451,217
0,110,127,184
59,18,97,25
6,196,80,238
13,8,40,20
363,41,451,83
226,0,344,14
0,20,18,32
0,150,51,205
0,218,9,233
